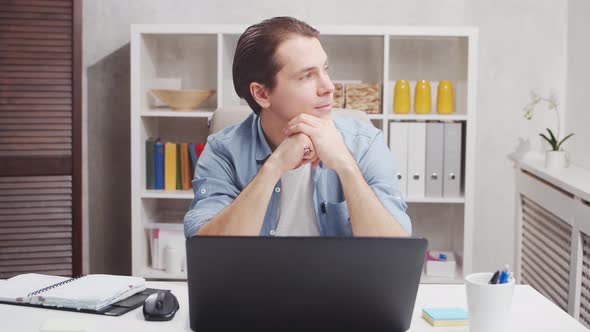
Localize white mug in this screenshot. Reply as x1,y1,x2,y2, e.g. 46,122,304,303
465,272,514,332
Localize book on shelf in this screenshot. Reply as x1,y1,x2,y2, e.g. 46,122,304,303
155,141,165,189
196,143,205,158
194,143,205,177
175,143,182,190
164,142,177,190
180,143,191,190
145,137,157,189
146,139,206,192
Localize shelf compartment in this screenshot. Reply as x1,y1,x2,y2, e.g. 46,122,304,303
387,36,468,117
140,200,188,280
139,33,218,112
139,117,208,192
320,35,384,84
408,203,465,283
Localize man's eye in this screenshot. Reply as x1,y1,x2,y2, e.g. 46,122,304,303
302,73,312,80
324,66,330,72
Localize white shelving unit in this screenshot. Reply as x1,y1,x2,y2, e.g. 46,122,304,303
131,24,478,283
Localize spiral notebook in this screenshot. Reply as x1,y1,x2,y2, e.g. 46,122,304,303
0,273,153,316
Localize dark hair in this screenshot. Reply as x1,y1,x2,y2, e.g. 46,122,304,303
232,17,320,115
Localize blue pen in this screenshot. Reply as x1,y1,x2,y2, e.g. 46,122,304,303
499,265,511,284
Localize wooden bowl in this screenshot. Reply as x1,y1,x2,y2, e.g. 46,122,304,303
150,89,216,111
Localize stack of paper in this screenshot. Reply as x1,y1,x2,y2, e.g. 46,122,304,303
422,307,469,327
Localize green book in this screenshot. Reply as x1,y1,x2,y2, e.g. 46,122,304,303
176,143,181,190
145,138,156,189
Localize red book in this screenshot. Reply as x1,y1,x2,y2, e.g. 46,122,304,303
196,144,205,158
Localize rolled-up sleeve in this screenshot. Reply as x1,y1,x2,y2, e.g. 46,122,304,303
357,131,412,235
183,138,240,238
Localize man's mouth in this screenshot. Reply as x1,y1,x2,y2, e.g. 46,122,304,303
315,103,332,110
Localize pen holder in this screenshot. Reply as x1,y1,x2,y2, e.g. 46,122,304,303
465,272,514,332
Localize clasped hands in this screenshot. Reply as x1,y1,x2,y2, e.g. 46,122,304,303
269,113,354,175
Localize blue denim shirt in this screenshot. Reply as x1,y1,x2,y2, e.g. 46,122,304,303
183,112,411,238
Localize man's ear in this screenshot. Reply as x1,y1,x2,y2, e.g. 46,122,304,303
250,82,271,110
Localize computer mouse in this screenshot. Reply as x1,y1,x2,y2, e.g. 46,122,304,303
143,290,180,321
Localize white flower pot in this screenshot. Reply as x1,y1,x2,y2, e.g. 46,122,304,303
545,150,567,172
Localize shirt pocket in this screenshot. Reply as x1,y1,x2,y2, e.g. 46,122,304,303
324,200,352,236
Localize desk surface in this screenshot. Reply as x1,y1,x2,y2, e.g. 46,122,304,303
1,282,588,332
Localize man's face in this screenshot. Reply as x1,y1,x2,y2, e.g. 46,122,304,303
267,36,335,122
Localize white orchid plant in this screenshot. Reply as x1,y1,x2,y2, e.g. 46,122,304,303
523,91,574,152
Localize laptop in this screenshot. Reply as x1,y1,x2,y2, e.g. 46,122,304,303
186,236,428,332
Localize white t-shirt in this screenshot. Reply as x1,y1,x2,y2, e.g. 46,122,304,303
274,164,320,236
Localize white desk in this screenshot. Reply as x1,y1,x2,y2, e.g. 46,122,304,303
1,282,588,331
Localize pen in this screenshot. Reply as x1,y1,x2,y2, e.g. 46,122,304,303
489,270,500,284
499,265,511,284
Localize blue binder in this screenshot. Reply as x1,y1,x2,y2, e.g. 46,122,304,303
155,141,165,190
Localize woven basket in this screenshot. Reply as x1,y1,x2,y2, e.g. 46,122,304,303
333,83,345,108
344,83,382,114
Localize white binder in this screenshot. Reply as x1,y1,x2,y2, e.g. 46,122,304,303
443,122,463,197
388,122,408,197
407,122,426,198
425,122,444,197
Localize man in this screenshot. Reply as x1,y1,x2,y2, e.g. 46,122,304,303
184,17,411,238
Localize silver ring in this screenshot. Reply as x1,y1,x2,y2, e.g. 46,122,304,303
304,148,312,156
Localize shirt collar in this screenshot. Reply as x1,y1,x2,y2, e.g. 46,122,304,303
255,114,272,163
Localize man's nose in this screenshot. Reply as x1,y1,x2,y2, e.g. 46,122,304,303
318,73,334,96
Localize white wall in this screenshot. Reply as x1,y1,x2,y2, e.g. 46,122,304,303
565,0,590,170
82,0,568,274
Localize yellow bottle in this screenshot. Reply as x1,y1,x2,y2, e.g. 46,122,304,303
414,80,431,114
437,80,454,114
393,80,411,114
